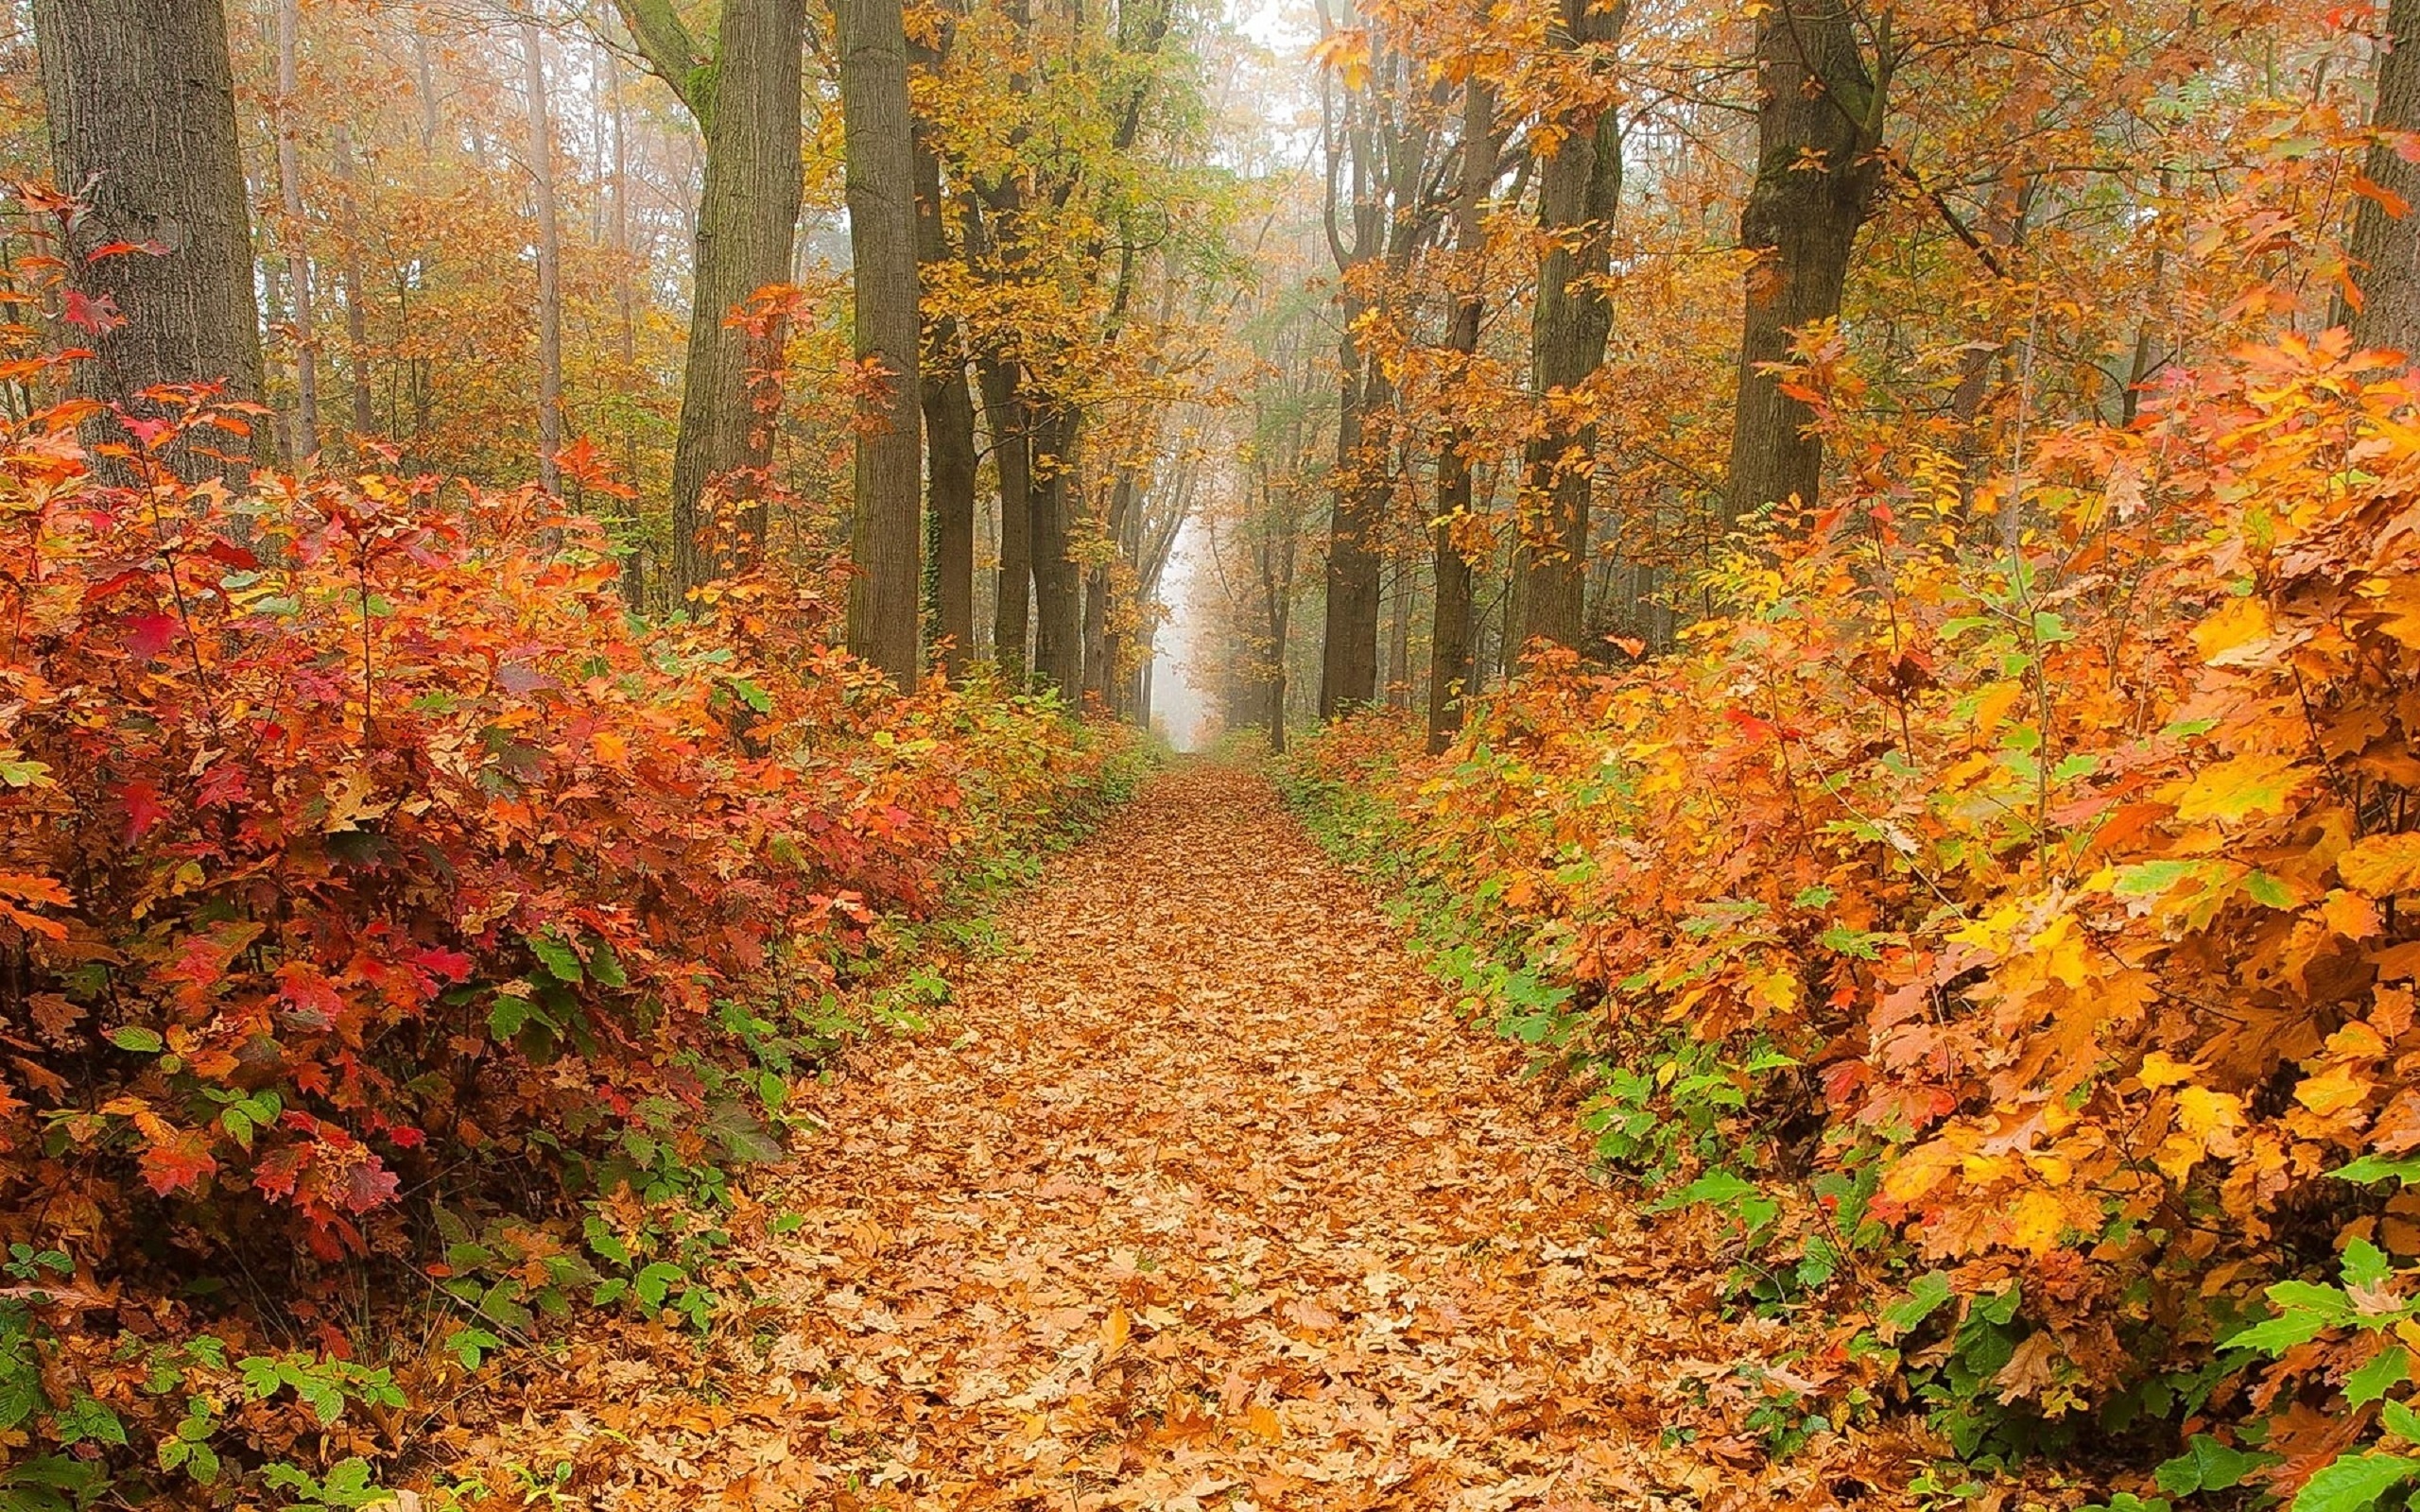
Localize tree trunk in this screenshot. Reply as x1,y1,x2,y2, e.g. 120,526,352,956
604,43,646,610
1385,555,1413,708
1518,0,1625,648
1028,404,1082,695
838,0,925,684
977,350,1032,676
275,0,318,461
333,125,375,447
617,0,804,598
1720,0,1884,526
2347,0,2420,354
914,119,977,678
34,0,269,473
520,18,563,494
1320,344,1384,717
1429,73,1497,753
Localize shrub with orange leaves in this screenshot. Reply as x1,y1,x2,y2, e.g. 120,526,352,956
1291,334,2420,1498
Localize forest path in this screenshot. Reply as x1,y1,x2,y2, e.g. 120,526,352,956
444,763,1844,1509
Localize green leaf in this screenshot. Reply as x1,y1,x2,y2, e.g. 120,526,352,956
105,1026,163,1053
2349,1348,2411,1408
2385,1397,2420,1443
2345,1238,2394,1291
489,995,533,1040
2245,870,2294,908
583,1215,631,1267
2225,1308,2333,1353
1651,1168,1758,1212
53,1396,126,1446
2053,753,2102,783
586,937,628,988
2291,1452,2420,1512
2114,860,2194,898
728,678,774,713
2335,1155,2420,1187
528,933,583,984
2154,1434,2272,1496
2271,1280,2358,1319
1881,1271,1955,1335
633,1262,683,1312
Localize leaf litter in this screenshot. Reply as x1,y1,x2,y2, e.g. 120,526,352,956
428,764,1941,1509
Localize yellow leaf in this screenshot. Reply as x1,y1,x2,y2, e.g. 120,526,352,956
2295,1063,2373,1118
2341,833,2420,897
2169,752,2311,825
1245,1402,1282,1442
2138,1051,2199,1089
2324,888,2385,939
2010,1189,2071,1256
2152,1130,2205,1183
2191,593,2275,664
2176,1086,2246,1143
1883,1140,1961,1205
1099,1305,1131,1360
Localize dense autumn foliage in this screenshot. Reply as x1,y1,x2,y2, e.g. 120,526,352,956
0,212,1139,1502
1286,328,2420,1503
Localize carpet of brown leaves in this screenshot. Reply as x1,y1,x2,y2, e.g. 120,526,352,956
428,764,1941,1509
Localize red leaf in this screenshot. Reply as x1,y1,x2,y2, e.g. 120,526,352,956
139,1128,217,1196
116,780,167,843
80,567,150,608
83,239,167,262
122,611,178,660
201,536,260,569
60,287,123,335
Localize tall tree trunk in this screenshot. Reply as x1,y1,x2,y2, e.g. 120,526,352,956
1429,74,1497,752
520,18,563,494
1317,60,1384,719
1518,0,1625,649
275,0,318,460
34,0,269,473
1028,404,1082,695
1318,37,1430,717
605,43,646,609
334,124,376,446
2346,0,2420,354
915,112,977,677
838,0,925,683
1385,555,1413,708
617,0,804,598
1720,0,1885,526
977,350,1032,676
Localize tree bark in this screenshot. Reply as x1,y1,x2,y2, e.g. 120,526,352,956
2347,0,2420,354
275,0,318,460
520,18,563,494
1028,404,1082,695
977,349,1033,675
838,0,925,683
1518,0,1625,648
34,0,269,473
914,97,977,678
1720,0,1884,526
616,0,804,597
1428,74,1496,753
333,124,375,446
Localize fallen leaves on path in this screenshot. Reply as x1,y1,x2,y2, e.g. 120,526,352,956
430,765,1940,1509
